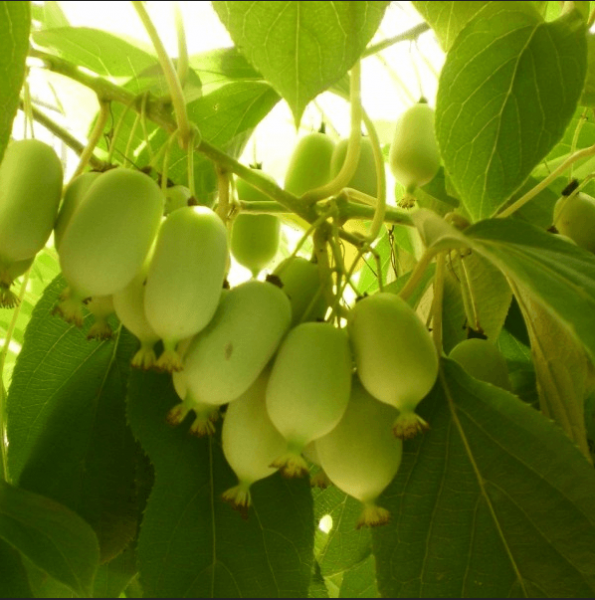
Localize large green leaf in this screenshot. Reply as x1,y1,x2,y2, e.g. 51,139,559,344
373,360,595,598
127,370,315,598
436,3,588,221
411,1,492,51
7,277,140,562
0,481,100,598
338,555,378,599
92,547,138,599
30,1,69,30
212,1,390,124
32,27,158,78
0,539,33,598
0,1,30,163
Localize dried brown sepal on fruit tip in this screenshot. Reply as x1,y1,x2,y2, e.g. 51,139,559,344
87,320,114,341
0,288,19,309
392,413,430,440
155,348,184,373
270,453,310,479
166,402,191,428
189,413,218,438
53,289,85,328
131,344,158,370
310,470,332,490
356,504,391,529
221,485,251,520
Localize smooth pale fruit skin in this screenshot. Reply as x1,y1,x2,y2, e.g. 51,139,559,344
349,293,439,410
0,139,63,264
184,280,291,407
164,185,192,216
274,257,328,326
284,133,335,196
389,103,440,193
54,171,102,250
317,378,402,527
449,339,511,390
266,323,353,452
231,174,280,276
144,206,228,350
58,168,164,297
222,369,287,506
554,193,595,253
330,137,378,198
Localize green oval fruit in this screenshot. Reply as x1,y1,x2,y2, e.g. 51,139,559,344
54,171,102,250
274,257,329,326
144,206,228,371
231,173,280,276
85,295,115,341
330,136,378,198
112,251,160,369
317,378,403,528
0,139,63,264
221,369,288,512
58,168,164,300
554,193,595,253
266,322,352,478
284,132,335,196
184,280,291,410
164,185,192,216
349,293,438,440
449,339,511,390
389,102,440,194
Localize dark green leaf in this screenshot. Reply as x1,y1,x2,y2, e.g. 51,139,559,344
0,1,30,163
466,219,595,363
411,1,493,51
23,560,75,599
0,539,33,598
7,277,140,562
374,360,595,598
0,480,100,597
339,555,378,599
92,546,138,599
212,1,390,124
436,3,588,220
308,562,329,599
32,27,158,78
313,486,371,578
127,370,315,598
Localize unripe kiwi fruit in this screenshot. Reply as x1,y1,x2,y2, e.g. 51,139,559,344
389,101,440,198
112,251,160,369
449,339,511,391
284,132,335,196
0,257,34,308
231,173,281,276
222,368,288,512
273,257,328,326
54,171,102,250
317,378,403,528
553,193,595,253
57,168,164,323
183,280,291,416
144,206,228,372
164,185,192,216
349,293,439,440
266,322,352,477
85,295,115,341
0,139,63,264
330,137,378,198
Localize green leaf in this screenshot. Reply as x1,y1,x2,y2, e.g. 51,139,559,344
416,168,460,217
0,539,33,598
32,27,158,78
313,486,371,578
514,292,592,459
436,4,588,221
30,1,69,30
23,557,76,598
189,47,264,91
441,268,468,354
308,562,329,599
7,277,141,562
0,480,100,597
466,219,595,363
212,1,390,124
0,1,30,163
411,1,493,51
339,555,378,599
373,360,595,598
92,547,139,599
127,370,315,598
